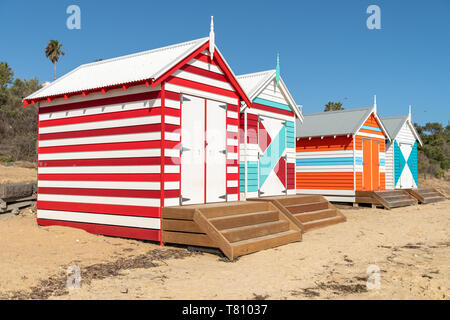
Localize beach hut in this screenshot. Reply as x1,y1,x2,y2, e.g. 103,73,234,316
23,23,252,243
236,66,303,199
382,107,423,189
295,99,392,203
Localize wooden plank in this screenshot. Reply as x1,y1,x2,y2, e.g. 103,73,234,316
268,200,304,232
162,219,203,233
294,209,337,223
199,202,269,219
209,210,279,230
303,216,346,232
193,209,234,260
286,201,328,214
232,230,301,257
221,220,289,243
162,231,216,248
162,207,196,220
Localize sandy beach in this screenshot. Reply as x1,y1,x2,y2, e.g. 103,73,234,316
0,199,448,300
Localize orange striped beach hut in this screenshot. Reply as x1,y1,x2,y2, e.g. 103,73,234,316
295,100,391,202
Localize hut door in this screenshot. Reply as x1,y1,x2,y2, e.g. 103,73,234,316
180,95,205,205
371,140,380,191
258,115,287,197
362,139,380,191
399,143,414,188
205,100,227,203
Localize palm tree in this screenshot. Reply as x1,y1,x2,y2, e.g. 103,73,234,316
45,40,65,81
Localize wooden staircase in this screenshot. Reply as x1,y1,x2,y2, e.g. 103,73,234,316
162,201,302,260
356,190,417,209
405,188,447,204
248,195,346,232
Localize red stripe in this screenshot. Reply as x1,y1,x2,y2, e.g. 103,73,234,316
180,64,228,83
39,90,162,114
37,201,160,217
38,123,179,141
226,187,238,194
36,218,160,242
251,103,294,116
227,104,238,112
39,108,158,128
152,41,210,87
167,76,238,99
227,173,239,180
227,118,239,126
38,157,163,167
194,53,219,66
38,173,180,182
38,140,177,154
39,123,161,140
38,187,180,198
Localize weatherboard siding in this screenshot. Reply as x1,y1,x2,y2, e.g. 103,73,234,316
240,78,296,197
36,48,242,241
37,85,167,241
295,112,387,197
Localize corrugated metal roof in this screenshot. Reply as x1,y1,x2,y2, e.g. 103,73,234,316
236,70,275,100
381,116,408,140
296,107,374,138
26,37,209,100
237,69,303,120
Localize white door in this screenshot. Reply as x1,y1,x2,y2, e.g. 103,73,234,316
180,95,205,205
206,100,227,202
399,143,414,189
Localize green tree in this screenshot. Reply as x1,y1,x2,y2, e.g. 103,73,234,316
0,62,14,106
324,101,344,112
45,40,65,81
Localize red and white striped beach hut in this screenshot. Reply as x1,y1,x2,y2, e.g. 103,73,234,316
23,26,251,242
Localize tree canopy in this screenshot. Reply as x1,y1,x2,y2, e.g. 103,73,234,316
324,101,344,112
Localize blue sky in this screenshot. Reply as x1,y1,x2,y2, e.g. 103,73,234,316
0,0,449,125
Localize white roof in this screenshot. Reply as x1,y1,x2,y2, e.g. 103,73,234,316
237,70,275,100
26,37,209,100
381,116,423,146
237,70,303,121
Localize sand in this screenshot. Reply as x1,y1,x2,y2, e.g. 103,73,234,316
0,164,37,184
0,199,448,300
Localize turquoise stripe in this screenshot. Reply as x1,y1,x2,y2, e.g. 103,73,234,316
407,141,418,185
253,97,292,111
240,161,259,192
297,157,358,166
361,125,382,132
286,121,294,128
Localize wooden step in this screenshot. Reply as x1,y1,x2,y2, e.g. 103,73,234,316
232,230,301,257
221,220,289,243
209,210,279,230
249,195,346,232
423,196,446,203
302,215,346,232
285,201,328,214
294,209,337,223
388,199,417,208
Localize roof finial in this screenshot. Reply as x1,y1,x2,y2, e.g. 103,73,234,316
373,94,377,112
276,53,280,86
408,104,412,121
209,16,215,59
